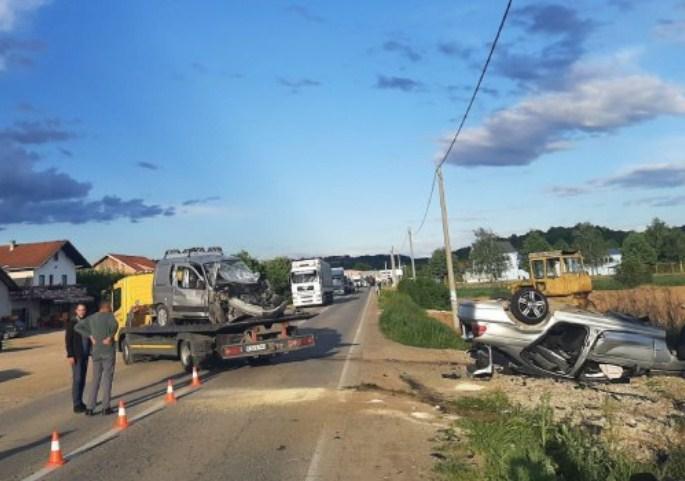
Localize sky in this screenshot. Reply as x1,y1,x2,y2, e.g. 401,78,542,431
1,0,684,261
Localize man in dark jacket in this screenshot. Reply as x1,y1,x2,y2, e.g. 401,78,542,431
76,301,119,416
65,304,90,413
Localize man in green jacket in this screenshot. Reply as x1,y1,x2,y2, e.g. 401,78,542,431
76,301,119,416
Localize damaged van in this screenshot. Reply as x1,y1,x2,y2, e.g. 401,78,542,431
153,247,286,326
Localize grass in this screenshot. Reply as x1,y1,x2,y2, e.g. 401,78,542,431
457,285,510,299
378,291,468,350
434,392,685,481
593,273,685,291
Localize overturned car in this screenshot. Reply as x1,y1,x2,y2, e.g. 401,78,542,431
459,291,685,382
153,247,287,326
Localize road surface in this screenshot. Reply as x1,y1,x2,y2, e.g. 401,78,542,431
1,290,434,481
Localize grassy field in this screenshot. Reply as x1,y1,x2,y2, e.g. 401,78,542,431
593,273,685,291
434,392,685,481
378,291,468,350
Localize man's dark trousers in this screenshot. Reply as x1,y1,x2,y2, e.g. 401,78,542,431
71,337,90,407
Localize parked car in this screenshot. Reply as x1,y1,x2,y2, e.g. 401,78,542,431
0,319,24,340
459,291,685,382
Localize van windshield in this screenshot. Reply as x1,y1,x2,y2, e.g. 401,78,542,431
292,271,317,284
206,260,260,285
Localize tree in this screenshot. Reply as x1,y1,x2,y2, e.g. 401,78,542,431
469,228,508,281
572,223,608,275
552,238,570,250
621,233,657,266
352,262,373,271
519,231,552,270
662,228,685,271
615,233,655,287
645,218,670,261
262,257,292,298
76,269,126,303
235,250,264,274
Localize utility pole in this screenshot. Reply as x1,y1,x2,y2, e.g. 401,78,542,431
408,227,416,280
437,167,460,333
390,246,397,287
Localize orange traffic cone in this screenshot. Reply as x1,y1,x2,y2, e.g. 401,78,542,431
191,367,202,388
46,431,66,467
114,400,129,429
165,379,176,404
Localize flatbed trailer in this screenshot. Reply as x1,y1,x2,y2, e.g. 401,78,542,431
117,312,316,371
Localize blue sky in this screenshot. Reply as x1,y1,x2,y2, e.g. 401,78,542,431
1,0,684,261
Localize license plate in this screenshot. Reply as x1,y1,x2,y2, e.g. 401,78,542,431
245,343,267,353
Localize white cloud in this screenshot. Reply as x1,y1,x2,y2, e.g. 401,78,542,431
0,0,49,32
443,65,685,167
653,19,685,44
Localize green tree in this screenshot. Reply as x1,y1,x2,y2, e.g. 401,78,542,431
262,256,292,298
572,223,608,275
519,231,552,270
621,233,657,266
615,257,653,287
469,228,508,281
662,228,685,271
426,248,454,282
553,238,570,250
645,217,671,261
76,269,126,303
352,262,373,271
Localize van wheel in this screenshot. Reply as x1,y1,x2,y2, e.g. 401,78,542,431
156,305,171,327
122,338,137,364
179,341,194,373
511,288,549,325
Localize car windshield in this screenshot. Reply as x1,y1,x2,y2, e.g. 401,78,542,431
207,260,260,284
292,271,317,284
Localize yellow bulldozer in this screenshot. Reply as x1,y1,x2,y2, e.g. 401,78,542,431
509,250,593,324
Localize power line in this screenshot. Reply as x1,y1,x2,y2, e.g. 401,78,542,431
436,0,512,170
411,0,512,238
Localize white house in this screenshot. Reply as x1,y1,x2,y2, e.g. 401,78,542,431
0,267,17,319
592,248,622,276
0,240,91,328
463,241,530,284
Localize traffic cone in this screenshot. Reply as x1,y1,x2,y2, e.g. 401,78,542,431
46,431,65,467
191,367,202,388
165,379,176,404
114,400,129,429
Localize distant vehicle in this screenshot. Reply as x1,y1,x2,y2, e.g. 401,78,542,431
344,277,356,294
331,267,346,296
290,259,334,307
153,247,286,326
0,319,24,339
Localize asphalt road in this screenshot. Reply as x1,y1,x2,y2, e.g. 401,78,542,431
0,291,373,481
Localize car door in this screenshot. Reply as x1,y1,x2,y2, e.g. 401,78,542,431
172,263,208,319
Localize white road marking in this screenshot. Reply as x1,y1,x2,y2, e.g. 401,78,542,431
305,291,372,481
19,382,201,481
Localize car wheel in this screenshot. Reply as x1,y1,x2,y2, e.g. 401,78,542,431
511,288,549,325
156,304,171,327
179,341,194,373
122,338,137,365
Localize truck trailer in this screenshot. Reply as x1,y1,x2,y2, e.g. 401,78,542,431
290,259,333,307
112,247,316,371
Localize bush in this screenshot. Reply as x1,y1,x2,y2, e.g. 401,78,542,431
615,257,653,288
398,278,450,310
379,291,467,350
76,269,125,303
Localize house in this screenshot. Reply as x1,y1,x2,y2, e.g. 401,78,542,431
0,267,18,319
463,241,530,284
92,254,156,274
0,240,92,328
593,248,622,276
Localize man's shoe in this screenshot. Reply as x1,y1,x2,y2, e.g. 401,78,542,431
73,404,86,413
84,409,95,416
101,407,114,416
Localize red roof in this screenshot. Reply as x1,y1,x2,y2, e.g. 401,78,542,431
0,240,90,270
95,254,156,273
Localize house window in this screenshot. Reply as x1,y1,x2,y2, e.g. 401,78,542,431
49,274,54,286
39,275,45,286
62,274,68,286
53,252,59,261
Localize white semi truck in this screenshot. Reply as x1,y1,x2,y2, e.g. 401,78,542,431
290,259,334,307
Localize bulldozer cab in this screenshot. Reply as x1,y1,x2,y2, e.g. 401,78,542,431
522,250,592,297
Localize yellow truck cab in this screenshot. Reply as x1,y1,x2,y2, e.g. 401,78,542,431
111,273,154,338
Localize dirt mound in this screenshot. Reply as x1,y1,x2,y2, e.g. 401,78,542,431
590,286,685,331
